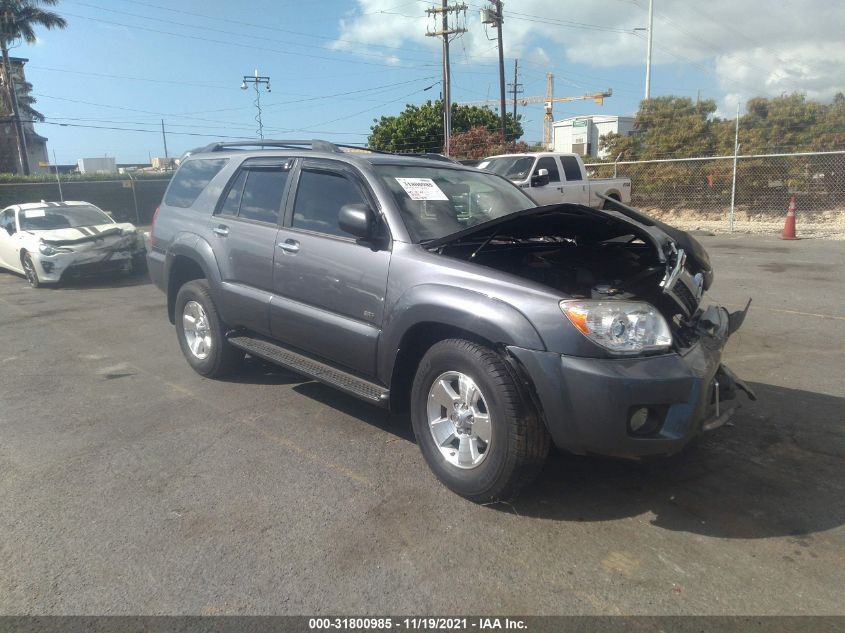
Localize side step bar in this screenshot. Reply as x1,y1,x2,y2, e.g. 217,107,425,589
227,335,390,407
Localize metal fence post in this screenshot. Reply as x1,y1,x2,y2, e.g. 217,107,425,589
53,150,63,202
729,102,739,232
127,174,141,225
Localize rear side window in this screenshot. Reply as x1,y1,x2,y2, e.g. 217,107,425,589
292,169,365,238
165,158,228,208
560,156,583,181
240,169,288,224
536,157,560,182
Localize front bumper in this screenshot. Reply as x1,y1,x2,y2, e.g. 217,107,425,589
36,247,145,282
507,304,753,458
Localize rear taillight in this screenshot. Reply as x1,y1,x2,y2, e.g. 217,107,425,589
150,206,160,248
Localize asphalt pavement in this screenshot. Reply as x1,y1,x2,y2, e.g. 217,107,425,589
0,233,843,615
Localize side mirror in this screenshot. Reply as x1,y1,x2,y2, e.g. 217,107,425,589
338,203,375,239
531,168,550,187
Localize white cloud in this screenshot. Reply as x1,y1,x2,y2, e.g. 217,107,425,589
332,0,845,111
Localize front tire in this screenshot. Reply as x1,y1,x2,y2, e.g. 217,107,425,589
22,253,40,288
175,279,244,377
410,339,550,502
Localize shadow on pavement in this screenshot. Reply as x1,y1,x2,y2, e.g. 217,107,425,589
214,362,845,539
508,381,845,540
56,270,152,290
221,357,309,387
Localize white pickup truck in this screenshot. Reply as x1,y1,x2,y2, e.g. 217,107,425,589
477,152,631,209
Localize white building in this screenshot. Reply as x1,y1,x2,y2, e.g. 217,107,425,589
77,157,117,174
552,115,635,159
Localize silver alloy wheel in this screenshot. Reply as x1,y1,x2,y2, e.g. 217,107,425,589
426,371,492,469
182,300,212,360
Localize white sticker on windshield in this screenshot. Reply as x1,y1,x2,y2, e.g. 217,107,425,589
394,177,449,201
23,209,46,218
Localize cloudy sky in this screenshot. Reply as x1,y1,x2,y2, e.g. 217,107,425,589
23,0,845,163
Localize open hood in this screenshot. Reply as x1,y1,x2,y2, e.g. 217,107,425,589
426,202,715,321
425,202,712,289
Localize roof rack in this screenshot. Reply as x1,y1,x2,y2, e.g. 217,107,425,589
191,139,394,156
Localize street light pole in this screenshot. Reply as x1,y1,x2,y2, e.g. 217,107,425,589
241,69,271,140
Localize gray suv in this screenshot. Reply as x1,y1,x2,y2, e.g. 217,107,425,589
148,140,754,501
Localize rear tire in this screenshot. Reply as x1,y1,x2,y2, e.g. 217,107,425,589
175,279,244,377
410,339,550,502
601,194,621,210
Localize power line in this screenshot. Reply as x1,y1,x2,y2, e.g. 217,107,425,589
58,10,441,70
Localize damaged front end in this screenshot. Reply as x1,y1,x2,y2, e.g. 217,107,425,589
429,200,755,454
37,225,145,282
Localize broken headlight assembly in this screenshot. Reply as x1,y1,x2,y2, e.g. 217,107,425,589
560,300,672,354
38,242,73,257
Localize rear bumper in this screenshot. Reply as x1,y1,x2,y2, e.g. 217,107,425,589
147,248,167,292
507,306,750,458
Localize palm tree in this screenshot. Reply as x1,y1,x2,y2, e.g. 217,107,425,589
1,0,66,174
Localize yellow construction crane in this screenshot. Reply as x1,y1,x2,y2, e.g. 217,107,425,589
458,73,612,149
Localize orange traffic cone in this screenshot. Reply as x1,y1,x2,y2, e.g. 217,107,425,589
781,195,799,240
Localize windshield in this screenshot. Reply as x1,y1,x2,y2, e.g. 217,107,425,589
476,156,535,180
374,164,536,243
19,205,114,231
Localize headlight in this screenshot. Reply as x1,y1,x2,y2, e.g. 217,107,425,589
38,242,73,256
560,300,672,354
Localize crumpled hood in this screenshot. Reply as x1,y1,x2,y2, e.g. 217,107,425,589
34,223,136,246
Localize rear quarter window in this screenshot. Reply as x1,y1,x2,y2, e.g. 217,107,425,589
164,158,228,208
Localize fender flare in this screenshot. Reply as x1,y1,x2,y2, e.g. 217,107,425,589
377,283,546,385
164,233,224,321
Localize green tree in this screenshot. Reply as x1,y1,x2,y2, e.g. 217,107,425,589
0,0,67,174
713,93,844,155
368,100,523,154
600,96,717,161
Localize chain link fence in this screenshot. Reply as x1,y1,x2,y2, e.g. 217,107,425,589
587,151,845,238
0,177,172,225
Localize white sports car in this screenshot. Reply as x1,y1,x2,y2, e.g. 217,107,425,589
0,201,146,288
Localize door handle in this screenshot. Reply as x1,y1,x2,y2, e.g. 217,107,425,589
276,239,300,254
212,225,229,237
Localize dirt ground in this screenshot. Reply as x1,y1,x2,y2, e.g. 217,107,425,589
639,207,845,240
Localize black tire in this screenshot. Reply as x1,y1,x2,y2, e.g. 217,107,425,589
601,194,621,210
174,279,244,377
410,339,550,502
22,252,40,288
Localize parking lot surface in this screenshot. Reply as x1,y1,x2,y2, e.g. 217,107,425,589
1,233,844,615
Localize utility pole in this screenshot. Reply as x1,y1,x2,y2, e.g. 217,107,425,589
241,69,272,140
426,3,466,156
507,58,522,122
160,119,169,159
481,2,507,141
494,1,507,142
645,0,654,100
507,59,522,147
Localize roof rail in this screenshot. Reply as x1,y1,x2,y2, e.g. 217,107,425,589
187,139,401,157
193,139,344,154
